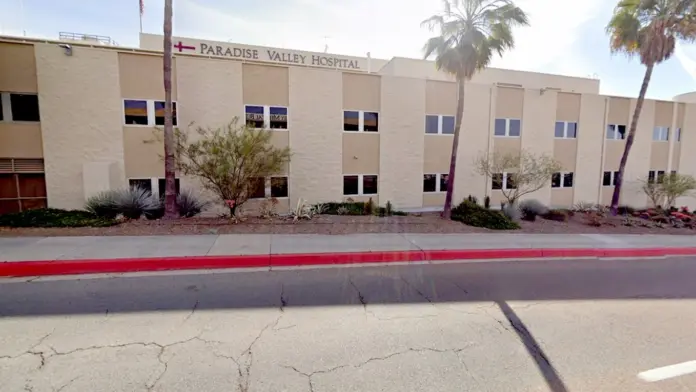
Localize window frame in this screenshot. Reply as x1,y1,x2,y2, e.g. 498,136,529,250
123,99,179,127
423,173,449,193
424,114,456,135
606,124,627,140
343,174,379,196
551,172,574,188
491,172,517,190
494,118,522,138
652,126,669,142
602,171,621,186
648,170,666,184
0,92,40,123
154,101,178,127
248,176,290,199
342,110,379,133
244,105,289,131
554,121,578,139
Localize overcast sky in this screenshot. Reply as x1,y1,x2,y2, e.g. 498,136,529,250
2,0,696,100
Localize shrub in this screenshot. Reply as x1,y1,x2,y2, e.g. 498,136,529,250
542,209,569,222
177,189,210,218
467,195,479,205
484,196,491,209
112,187,157,220
144,198,165,220
616,205,635,215
573,201,595,213
392,210,408,216
363,197,375,215
336,206,350,215
519,199,549,221
85,191,120,219
451,200,519,230
385,201,393,216
322,202,365,215
583,211,604,227
0,208,117,228
502,203,521,222
377,207,386,217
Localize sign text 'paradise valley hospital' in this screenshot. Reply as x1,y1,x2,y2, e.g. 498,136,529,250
139,33,369,71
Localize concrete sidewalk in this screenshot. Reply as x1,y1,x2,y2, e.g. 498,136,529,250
2,233,696,262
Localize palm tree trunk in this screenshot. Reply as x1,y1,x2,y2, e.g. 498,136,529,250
162,0,177,219
442,77,465,219
610,63,654,214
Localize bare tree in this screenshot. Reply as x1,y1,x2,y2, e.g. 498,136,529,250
640,173,696,208
475,150,561,205
162,0,177,218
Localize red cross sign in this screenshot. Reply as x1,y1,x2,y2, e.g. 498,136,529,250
173,41,196,52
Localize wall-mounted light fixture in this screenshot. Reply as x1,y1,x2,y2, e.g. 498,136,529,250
58,43,72,56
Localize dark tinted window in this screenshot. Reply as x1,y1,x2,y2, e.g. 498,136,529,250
423,174,437,192
270,177,288,197
440,174,449,192
10,94,40,122
551,173,561,188
343,111,359,131
158,178,181,196
343,175,359,195
506,173,517,189
563,172,574,187
154,101,177,126
363,175,378,194
617,125,627,139
509,119,521,137
613,171,620,185
492,173,503,190
603,171,612,186
425,115,439,134
245,105,265,128
363,112,379,132
129,179,152,194
248,177,265,199
442,116,455,134
269,107,288,129
124,100,148,125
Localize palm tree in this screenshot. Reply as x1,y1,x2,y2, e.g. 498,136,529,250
162,0,177,218
607,0,696,214
422,0,529,219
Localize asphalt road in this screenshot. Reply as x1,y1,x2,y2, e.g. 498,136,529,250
2,257,696,391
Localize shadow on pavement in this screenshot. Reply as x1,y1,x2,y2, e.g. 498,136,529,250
2,256,696,317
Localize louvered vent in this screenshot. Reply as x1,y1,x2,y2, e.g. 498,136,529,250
0,158,45,173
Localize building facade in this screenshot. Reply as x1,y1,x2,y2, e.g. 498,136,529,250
1,33,696,215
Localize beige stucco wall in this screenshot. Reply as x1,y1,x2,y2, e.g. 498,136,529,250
119,53,177,100
423,135,453,173
622,99,654,207
423,192,445,207
672,143,681,172
574,94,607,204
551,188,574,208
604,141,625,171
520,89,556,204
123,128,163,178
425,80,457,114
454,83,493,203
0,123,43,158
35,44,125,209
495,87,524,118
379,76,425,209
676,103,696,209
554,139,577,171
243,64,289,106
493,137,521,156
342,73,380,111
288,67,343,205
650,142,669,169
654,101,674,127
0,43,38,93
607,97,630,125
556,93,581,122
343,133,379,174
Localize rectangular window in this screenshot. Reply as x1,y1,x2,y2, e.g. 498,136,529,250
343,111,360,131
270,177,288,198
157,178,181,196
124,100,149,125
128,179,152,194
442,116,455,134
440,173,449,192
652,126,669,141
425,115,439,134
551,173,561,188
269,107,288,129
491,173,517,190
555,121,578,139
423,174,437,192
494,118,521,137
154,101,178,126
648,170,666,184
363,175,378,194
607,124,627,140
603,171,612,186
245,105,265,129
0,160,47,214
9,94,40,122
249,177,266,199
363,112,379,132
677,128,682,142
563,172,574,187
343,175,359,195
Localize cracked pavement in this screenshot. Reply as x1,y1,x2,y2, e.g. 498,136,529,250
3,257,696,391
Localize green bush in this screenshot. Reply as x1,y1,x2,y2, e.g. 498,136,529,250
177,189,210,218
321,202,366,215
451,200,519,230
542,209,569,222
85,191,120,219
519,199,549,221
0,208,117,228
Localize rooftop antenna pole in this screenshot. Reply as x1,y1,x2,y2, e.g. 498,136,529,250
20,0,26,36
323,35,330,53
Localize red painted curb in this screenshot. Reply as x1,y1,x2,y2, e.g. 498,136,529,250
2,247,696,278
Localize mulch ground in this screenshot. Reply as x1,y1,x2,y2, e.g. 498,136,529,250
1,213,694,237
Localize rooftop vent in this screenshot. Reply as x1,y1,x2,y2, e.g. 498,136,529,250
58,32,118,46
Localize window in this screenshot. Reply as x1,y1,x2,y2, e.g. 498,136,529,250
270,177,288,198
494,118,521,137
9,94,40,122
269,107,288,129
157,178,181,196
249,177,266,199
652,126,669,141
128,179,152,194
677,128,682,142
602,171,620,186
551,172,574,188
343,174,378,195
425,115,455,135
648,170,666,184
492,173,516,190
555,121,578,139
606,124,627,140
124,100,148,125
154,101,178,126
344,110,379,133
423,173,448,193
245,105,265,129
0,159,47,214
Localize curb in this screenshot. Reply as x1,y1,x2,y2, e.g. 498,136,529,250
2,247,696,278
